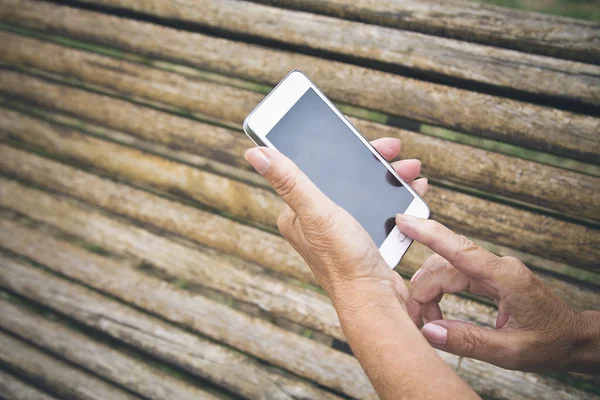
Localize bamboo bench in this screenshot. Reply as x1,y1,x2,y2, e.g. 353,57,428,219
0,0,598,399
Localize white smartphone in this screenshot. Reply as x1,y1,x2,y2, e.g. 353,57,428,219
243,70,430,268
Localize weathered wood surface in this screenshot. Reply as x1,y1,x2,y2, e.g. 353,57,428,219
0,330,141,400
0,218,378,399
0,256,343,400
252,0,600,63
2,9,599,162
70,0,600,105
1,139,598,312
0,370,58,400
2,67,599,223
0,217,590,400
0,303,221,400
1,109,598,271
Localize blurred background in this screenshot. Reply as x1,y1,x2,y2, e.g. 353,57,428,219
477,0,600,20
0,1,598,400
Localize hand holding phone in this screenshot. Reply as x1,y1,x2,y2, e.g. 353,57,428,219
244,70,430,267
244,145,413,306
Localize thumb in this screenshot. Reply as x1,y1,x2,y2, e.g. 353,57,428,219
422,320,516,368
244,147,333,217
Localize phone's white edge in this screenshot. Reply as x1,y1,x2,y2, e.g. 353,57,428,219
244,70,430,269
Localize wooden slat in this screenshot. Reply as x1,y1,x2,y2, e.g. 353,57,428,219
1,8,599,162
1,109,597,270
0,370,58,400
0,66,250,181
251,0,600,63
71,0,600,106
0,331,141,400
0,217,589,400
0,256,343,400
2,67,599,223
1,142,598,312
0,304,221,400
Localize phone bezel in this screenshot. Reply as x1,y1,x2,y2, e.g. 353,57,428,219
243,70,430,268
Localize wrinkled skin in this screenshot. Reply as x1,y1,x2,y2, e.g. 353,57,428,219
398,216,600,374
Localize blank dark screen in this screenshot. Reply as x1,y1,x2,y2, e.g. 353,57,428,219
267,88,414,246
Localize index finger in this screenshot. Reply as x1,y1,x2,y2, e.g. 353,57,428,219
396,215,500,280
245,147,334,217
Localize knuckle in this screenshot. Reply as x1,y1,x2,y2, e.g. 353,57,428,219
429,220,448,236
305,208,337,236
424,253,445,267
271,170,298,200
431,256,452,272
502,341,527,370
486,255,505,275
277,208,298,239
277,213,290,235
501,256,534,283
497,333,535,371
451,234,479,260
500,256,521,265
422,259,451,279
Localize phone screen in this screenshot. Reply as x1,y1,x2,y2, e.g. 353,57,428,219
267,88,415,246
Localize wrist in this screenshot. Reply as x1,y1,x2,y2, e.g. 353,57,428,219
564,310,600,373
328,272,408,322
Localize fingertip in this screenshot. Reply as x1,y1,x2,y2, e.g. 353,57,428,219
390,158,421,182
243,147,255,160
371,137,401,160
405,299,424,327
411,177,428,197
396,213,433,243
396,213,418,239
422,322,448,346
244,147,271,175
415,159,422,175
410,267,423,283
404,159,421,173
409,158,422,169
396,213,417,222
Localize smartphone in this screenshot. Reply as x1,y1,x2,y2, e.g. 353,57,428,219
243,70,430,267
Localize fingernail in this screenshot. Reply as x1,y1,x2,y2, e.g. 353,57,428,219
244,148,271,175
410,268,423,283
396,214,416,223
422,323,448,346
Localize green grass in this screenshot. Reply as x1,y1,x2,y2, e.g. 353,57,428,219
476,0,600,20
